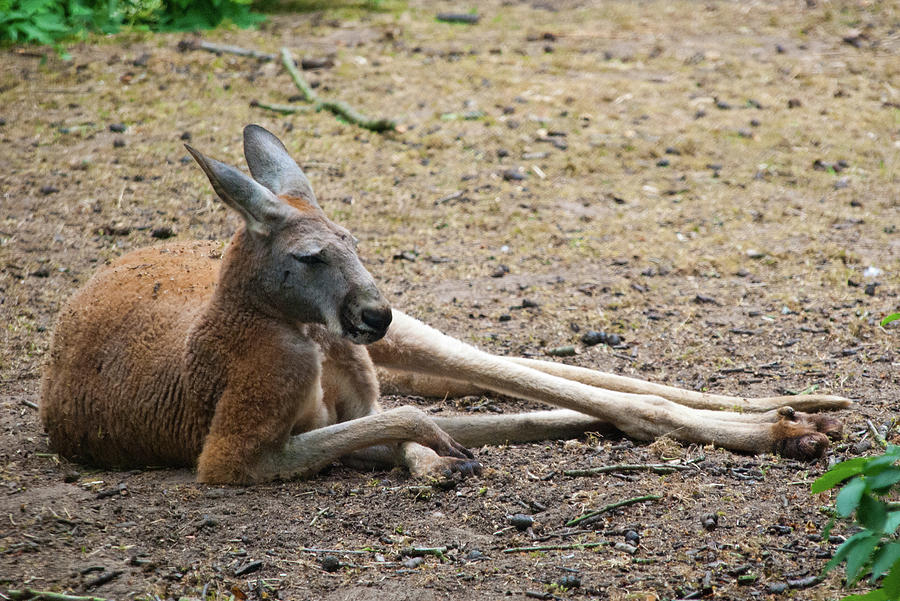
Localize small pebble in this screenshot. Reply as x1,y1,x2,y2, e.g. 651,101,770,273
864,282,878,296
508,514,534,530
319,556,341,572
787,98,802,108
581,330,606,346
605,333,622,346
233,560,262,577
113,139,126,148
109,123,127,133
499,314,512,322
656,159,670,167
614,542,637,555
502,168,526,181
40,185,59,195
402,557,425,569
497,148,510,158
151,227,174,239
701,513,718,531
180,131,192,141
624,529,640,545
556,574,581,589
521,298,539,308
466,549,485,561
750,118,761,127
715,99,732,110
491,265,509,278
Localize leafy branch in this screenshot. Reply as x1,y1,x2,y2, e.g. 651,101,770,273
813,445,900,600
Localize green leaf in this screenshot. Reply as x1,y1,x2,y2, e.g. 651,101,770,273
826,531,881,574
813,457,870,493
884,558,900,597
844,590,889,601
864,450,900,476
884,512,900,535
837,476,868,517
868,468,900,492
881,313,900,327
847,534,882,585
871,543,900,582
859,493,888,532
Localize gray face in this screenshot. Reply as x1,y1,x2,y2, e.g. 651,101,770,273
185,130,392,346
258,210,392,345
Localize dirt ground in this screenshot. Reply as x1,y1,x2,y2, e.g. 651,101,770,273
1,0,899,599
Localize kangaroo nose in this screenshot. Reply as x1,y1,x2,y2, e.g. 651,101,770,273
361,306,392,333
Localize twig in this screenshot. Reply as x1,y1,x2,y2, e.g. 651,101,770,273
436,13,480,24
20,399,39,410
565,494,662,527
299,547,374,554
400,546,447,561
179,39,276,61
278,48,396,133
564,463,694,477
85,570,122,589
867,419,888,449
280,48,317,102
6,591,108,601
502,542,609,553
249,100,313,115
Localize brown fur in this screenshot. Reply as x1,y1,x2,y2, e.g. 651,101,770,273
40,125,851,485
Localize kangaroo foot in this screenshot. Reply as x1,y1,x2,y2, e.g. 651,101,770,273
772,406,843,460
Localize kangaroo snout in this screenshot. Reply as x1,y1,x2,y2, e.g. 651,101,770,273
361,305,392,333
341,293,392,344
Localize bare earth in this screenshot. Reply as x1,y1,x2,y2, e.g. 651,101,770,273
1,1,898,599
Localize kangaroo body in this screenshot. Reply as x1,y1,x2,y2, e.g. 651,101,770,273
41,125,850,484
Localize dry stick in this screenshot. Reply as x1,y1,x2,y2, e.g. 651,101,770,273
299,547,373,554
564,463,694,477
20,399,39,410
6,591,108,601
180,39,277,61
502,541,610,553
867,419,888,449
249,100,313,115
565,494,662,527
278,48,396,133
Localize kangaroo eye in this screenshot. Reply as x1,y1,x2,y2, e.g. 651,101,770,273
291,252,326,266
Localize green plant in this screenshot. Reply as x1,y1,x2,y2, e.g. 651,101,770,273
0,0,264,50
813,445,900,600
882,313,900,327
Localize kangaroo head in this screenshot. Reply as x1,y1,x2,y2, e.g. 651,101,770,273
185,125,392,344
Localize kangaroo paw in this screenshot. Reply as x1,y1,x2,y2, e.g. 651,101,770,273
771,406,841,460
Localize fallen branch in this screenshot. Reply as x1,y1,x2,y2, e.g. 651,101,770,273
565,494,662,527
502,542,609,553
249,100,313,115
178,39,276,61
278,48,396,133
6,590,108,601
299,547,374,554
564,463,694,477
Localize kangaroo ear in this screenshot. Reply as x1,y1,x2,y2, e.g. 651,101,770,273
185,144,288,236
242,124,319,206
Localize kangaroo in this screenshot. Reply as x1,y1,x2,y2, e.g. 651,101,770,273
40,125,850,484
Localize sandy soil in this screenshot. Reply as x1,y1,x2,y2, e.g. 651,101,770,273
1,0,898,599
